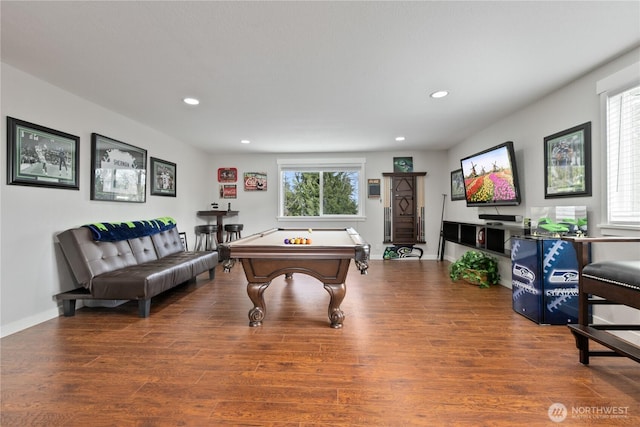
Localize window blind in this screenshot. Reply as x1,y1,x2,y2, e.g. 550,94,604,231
607,84,640,225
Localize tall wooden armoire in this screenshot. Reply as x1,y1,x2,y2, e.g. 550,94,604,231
382,172,426,245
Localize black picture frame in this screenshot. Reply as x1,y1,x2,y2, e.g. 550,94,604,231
90,133,147,202
544,122,592,198
393,157,413,173
450,169,465,201
150,157,176,197
6,117,80,190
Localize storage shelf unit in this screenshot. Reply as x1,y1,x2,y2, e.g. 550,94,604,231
440,221,528,259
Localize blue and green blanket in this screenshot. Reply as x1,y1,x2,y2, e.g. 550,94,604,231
83,217,176,241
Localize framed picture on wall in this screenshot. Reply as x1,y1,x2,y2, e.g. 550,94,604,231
150,157,176,197
544,122,592,198
244,172,267,191
218,167,237,182
6,117,80,190
393,157,413,173
220,184,237,198
368,179,381,198
90,133,147,202
450,169,465,201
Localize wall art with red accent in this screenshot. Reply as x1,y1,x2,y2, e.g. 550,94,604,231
218,167,237,183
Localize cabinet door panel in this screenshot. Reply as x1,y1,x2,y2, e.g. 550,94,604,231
392,176,416,244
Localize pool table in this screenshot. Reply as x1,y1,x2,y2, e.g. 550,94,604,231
218,227,370,328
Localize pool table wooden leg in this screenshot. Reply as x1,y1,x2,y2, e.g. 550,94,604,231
324,282,346,328
247,281,271,326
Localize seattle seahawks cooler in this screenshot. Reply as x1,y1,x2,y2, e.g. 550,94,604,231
511,236,588,325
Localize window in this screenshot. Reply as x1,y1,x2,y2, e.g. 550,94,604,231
277,158,366,220
598,71,640,230
597,63,640,231
606,84,640,225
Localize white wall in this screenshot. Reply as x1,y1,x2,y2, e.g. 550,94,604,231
0,64,213,337
443,48,640,342
1,63,449,337
205,151,448,258
3,47,638,338
444,47,640,260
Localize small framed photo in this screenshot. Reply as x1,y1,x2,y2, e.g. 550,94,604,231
220,184,237,199
6,117,80,190
368,178,381,199
150,157,176,197
91,133,147,202
450,169,465,201
393,157,413,173
544,122,592,198
218,167,237,182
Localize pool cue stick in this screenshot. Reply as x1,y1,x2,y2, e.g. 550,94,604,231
436,193,446,261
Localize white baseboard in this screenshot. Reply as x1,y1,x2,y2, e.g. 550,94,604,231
1,307,60,338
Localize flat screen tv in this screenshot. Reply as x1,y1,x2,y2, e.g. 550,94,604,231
460,141,521,206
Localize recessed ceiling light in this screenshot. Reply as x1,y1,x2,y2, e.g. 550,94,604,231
240,139,250,144
430,90,449,99
395,136,406,142
183,97,200,105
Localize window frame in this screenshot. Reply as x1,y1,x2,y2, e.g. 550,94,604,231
277,158,366,221
597,62,640,235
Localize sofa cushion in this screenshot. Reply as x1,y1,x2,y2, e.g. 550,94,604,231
90,259,194,299
151,228,184,258
163,251,219,277
129,235,160,264
58,227,138,290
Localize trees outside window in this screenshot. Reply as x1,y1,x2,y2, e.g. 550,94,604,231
278,159,365,219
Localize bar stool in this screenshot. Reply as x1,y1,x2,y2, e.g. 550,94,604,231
194,225,218,251
224,224,244,242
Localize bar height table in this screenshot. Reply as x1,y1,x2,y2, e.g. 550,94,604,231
196,210,239,244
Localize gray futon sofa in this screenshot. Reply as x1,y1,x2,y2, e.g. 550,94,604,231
56,219,218,317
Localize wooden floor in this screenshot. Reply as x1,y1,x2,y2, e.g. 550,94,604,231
1,260,638,426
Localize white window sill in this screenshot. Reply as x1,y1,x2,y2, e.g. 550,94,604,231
277,216,366,222
597,223,640,237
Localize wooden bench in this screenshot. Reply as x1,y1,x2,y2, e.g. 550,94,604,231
563,237,640,365
569,324,640,363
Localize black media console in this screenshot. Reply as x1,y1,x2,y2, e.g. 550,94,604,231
439,220,528,260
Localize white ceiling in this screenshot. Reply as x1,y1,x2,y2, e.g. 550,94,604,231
2,1,639,155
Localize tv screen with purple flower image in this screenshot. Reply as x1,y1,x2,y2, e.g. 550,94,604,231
460,141,522,206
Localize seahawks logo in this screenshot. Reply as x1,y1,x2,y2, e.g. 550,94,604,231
512,264,535,282
548,270,578,283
